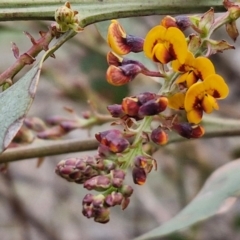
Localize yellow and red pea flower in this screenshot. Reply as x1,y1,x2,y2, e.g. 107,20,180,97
184,74,229,124
172,51,215,88
167,92,185,110
107,20,144,55
143,25,188,64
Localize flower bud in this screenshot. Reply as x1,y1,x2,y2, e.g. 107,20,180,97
121,96,140,117
84,175,111,191
55,157,99,183
121,197,130,210
95,130,129,153
94,207,110,224
172,122,205,139
107,104,125,118
161,15,191,31
132,167,147,185
103,160,117,172
95,129,122,144
24,117,47,132
55,1,83,32
105,192,123,207
138,96,168,117
106,64,141,86
120,185,134,198
137,92,156,105
150,128,168,145
111,169,125,188
134,155,156,173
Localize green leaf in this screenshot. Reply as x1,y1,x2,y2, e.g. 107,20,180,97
0,30,76,154
0,1,225,24
0,63,43,153
135,159,240,240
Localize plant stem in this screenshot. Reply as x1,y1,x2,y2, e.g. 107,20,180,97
0,1,225,24
1,116,240,163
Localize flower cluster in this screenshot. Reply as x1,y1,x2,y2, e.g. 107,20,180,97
55,3,237,223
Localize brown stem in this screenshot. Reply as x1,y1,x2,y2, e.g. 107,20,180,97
0,25,57,85
0,138,99,163
1,124,240,163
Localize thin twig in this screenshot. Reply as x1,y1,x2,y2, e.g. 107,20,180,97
1,124,240,163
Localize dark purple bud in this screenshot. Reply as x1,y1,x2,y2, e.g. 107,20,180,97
125,34,144,52
137,92,156,105
172,122,205,139
132,167,147,185
107,104,125,118
138,96,168,117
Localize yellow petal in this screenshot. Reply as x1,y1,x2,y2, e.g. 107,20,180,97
193,57,215,80
165,27,188,64
168,92,185,110
176,71,197,88
153,43,172,64
184,82,205,112
107,20,130,55
203,74,229,99
187,108,203,124
172,51,194,72
201,94,219,113
143,25,166,60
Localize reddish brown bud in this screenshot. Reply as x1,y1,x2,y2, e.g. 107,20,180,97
161,15,191,31
172,122,205,139
151,127,168,145
95,129,122,144
161,15,178,28
134,155,155,173
121,96,140,117
132,167,147,185
138,96,168,117
137,92,156,105
108,137,130,153
95,129,129,153
106,64,141,86
107,104,125,118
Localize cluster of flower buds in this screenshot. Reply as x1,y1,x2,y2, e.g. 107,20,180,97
55,128,135,223
82,183,133,223
107,92,168,120
53,3,239,224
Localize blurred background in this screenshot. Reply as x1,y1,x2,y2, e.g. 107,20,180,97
1,14,240,240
